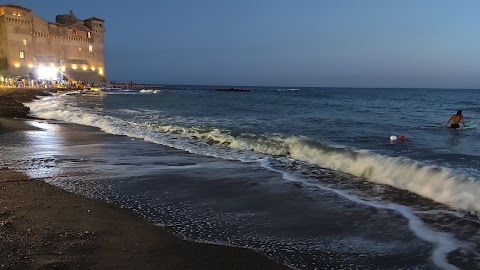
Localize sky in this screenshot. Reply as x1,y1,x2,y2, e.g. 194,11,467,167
4,0,480,88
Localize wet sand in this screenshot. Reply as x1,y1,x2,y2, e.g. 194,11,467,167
0,117,290,268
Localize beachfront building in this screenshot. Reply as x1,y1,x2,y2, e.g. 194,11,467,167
0,5,107,86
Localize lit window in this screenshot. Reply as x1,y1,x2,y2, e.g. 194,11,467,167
79,47,82,51
22,39,27,45
89,45,93,52
72,64,77,70
19,51,25,59
87,32,92,38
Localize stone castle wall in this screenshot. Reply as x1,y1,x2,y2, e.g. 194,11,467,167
0,5,107,84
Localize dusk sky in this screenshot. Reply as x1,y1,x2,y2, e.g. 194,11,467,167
7,0,480,88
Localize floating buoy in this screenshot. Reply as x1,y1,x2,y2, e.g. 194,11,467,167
399,135,406,141
390,135,397,141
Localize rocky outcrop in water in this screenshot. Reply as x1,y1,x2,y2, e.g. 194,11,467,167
0,89,51,118
0,96,29,118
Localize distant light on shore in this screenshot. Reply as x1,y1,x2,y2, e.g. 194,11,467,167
37,66,59,80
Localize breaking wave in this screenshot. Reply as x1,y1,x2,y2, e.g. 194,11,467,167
27,95,480,214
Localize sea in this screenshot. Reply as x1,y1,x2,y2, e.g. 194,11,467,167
8,86,480,269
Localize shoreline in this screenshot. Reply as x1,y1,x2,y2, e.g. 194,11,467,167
0,168,288,269
0,91,290,269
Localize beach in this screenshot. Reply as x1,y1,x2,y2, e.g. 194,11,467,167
2,87,480,270
0,90,289,269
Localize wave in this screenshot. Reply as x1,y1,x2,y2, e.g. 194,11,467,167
26,96,480,214
260,160,460,270
276,88,300,92
140,89,163,94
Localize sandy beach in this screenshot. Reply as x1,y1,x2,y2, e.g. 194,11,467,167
0,90,290,269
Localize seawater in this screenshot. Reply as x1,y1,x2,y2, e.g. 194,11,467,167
24,87,480,269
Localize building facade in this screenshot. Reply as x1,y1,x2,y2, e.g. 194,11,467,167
0,5,107,85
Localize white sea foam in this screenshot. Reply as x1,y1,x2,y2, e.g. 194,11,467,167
140,89,154,93
140,89,162,94
26,96,480,214
259,159,460,270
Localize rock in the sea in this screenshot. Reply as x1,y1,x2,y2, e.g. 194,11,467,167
0,88,52,118
0,96,30,118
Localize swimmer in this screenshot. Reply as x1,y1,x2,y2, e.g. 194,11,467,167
445,110,465,129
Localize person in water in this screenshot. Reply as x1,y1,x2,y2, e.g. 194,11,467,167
445,110,465,129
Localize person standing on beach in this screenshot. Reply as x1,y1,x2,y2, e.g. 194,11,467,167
445,110,465,129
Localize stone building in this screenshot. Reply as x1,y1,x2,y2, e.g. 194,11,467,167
0,5,107,85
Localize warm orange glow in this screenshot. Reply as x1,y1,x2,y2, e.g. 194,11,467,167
72,64,77,70
91,67,96,71
99,68,104,75
14,63,20,68
82,65,88,71
28,64,33,68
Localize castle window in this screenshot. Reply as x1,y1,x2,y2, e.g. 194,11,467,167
22,39,27,45
79,47,82,51
89,45,93,52
87,32,92,38
19,51,25,59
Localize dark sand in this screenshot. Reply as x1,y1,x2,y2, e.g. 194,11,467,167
0,91,290,269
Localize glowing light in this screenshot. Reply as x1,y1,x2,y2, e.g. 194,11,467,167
37,66,59,80
14,63,20,68
99,68,104,75
82,65,88,71
61,66,66,72
28,64,33,68
91,67,96,71
71,64,77,70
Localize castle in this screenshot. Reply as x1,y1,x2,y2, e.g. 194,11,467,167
0,5,107,85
